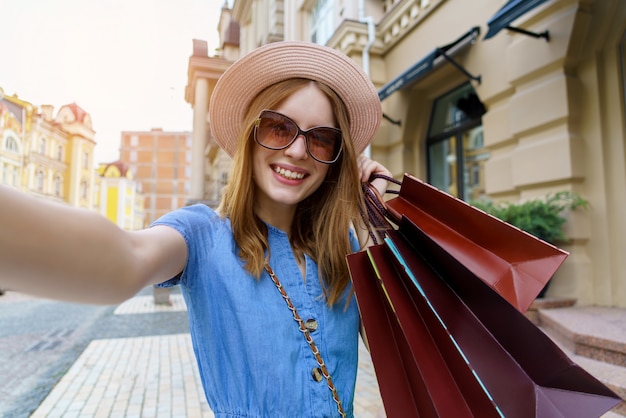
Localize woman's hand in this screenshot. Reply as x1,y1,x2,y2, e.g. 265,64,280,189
357,155,392,197
355,156,394,248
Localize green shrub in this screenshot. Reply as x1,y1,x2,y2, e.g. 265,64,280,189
471,191,588,244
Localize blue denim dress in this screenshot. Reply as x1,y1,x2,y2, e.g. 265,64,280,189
152,205,361,417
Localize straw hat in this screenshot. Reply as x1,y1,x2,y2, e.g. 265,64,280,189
209,41,382,157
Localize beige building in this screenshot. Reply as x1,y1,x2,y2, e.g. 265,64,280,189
119,128,193,225
185,0,626,308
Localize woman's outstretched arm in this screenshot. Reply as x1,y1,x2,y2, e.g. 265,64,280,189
0,185,187,305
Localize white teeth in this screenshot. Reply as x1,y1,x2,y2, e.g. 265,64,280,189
274,166,305,180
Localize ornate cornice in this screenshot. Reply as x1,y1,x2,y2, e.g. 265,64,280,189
185,55,233,106
329,0,445,57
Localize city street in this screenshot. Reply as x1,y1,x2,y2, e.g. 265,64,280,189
0,287,385,417
0,287,190,418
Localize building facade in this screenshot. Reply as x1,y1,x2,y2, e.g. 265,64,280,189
94,161,145,231
119,128,193,226
0,89,96,209
185,0,626,307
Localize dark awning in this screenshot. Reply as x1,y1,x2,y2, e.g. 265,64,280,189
378,27,480,102
484,0,550,40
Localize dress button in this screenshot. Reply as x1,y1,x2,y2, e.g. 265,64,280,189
305,318,318,332
312,367,324,382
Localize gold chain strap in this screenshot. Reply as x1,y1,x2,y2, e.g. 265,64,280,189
264,264,346,418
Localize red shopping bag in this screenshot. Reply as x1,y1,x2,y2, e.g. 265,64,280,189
371,173,568,312
349,174,622,417
348,219,622,417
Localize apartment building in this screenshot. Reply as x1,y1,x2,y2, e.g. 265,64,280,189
0,89,96,209
184,0,626,308
119,128,193,226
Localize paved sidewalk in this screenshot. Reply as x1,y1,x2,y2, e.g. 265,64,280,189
29,292,386,418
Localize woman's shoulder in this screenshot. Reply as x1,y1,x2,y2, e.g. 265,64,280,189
151,204,229,237
156,203,218,221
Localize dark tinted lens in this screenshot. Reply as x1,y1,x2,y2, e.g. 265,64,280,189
256,113,298,148
255,110,343,163
306,128,342,163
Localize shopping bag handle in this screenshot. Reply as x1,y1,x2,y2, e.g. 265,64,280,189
361,174,402,245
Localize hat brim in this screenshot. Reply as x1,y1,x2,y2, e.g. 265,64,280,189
209,41,382,157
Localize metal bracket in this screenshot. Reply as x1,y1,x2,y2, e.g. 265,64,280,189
506,26,550,41
382,113,401,126
439,51,482,84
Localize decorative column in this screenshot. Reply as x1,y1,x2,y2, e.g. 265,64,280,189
191,78,209,200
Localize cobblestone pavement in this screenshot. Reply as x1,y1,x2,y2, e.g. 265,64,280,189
0,287,385,417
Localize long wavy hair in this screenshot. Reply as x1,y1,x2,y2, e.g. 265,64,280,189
217,78,365,306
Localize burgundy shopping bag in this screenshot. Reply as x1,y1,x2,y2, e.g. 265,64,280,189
383,174,568,312
347,251,425,417
353,214,621,417
348,248,500,417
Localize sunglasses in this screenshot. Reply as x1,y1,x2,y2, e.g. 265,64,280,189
253,110,343,164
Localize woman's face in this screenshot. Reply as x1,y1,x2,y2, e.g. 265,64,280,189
252,83,336,215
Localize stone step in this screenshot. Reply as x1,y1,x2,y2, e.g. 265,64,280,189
524,297,577,325
536,306,626,416
537,306,626,368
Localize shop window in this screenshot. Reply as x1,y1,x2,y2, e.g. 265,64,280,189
427,82,488,202
310,0,334,45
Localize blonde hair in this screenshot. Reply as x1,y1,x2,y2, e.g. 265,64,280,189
218,78,364,306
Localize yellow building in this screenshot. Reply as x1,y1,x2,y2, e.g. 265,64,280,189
95,160,145,230
53,103,97,209
0,89,97,210
0,89,25,189
24,103,71,204
185,0,626,308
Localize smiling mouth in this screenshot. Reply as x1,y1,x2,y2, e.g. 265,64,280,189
273,165,306,180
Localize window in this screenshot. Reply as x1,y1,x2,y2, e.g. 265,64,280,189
5,137,19,153
81,180,88,199
57,145,63,161
54,176,62,196
38,137,46,154
130,135,139,146
427,83,488,201
36,170,45,191
310,0,334,45
83,152,89,169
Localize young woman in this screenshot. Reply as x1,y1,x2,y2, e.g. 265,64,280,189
0,41,390,417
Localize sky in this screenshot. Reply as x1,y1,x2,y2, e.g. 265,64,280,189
1,0,227,164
